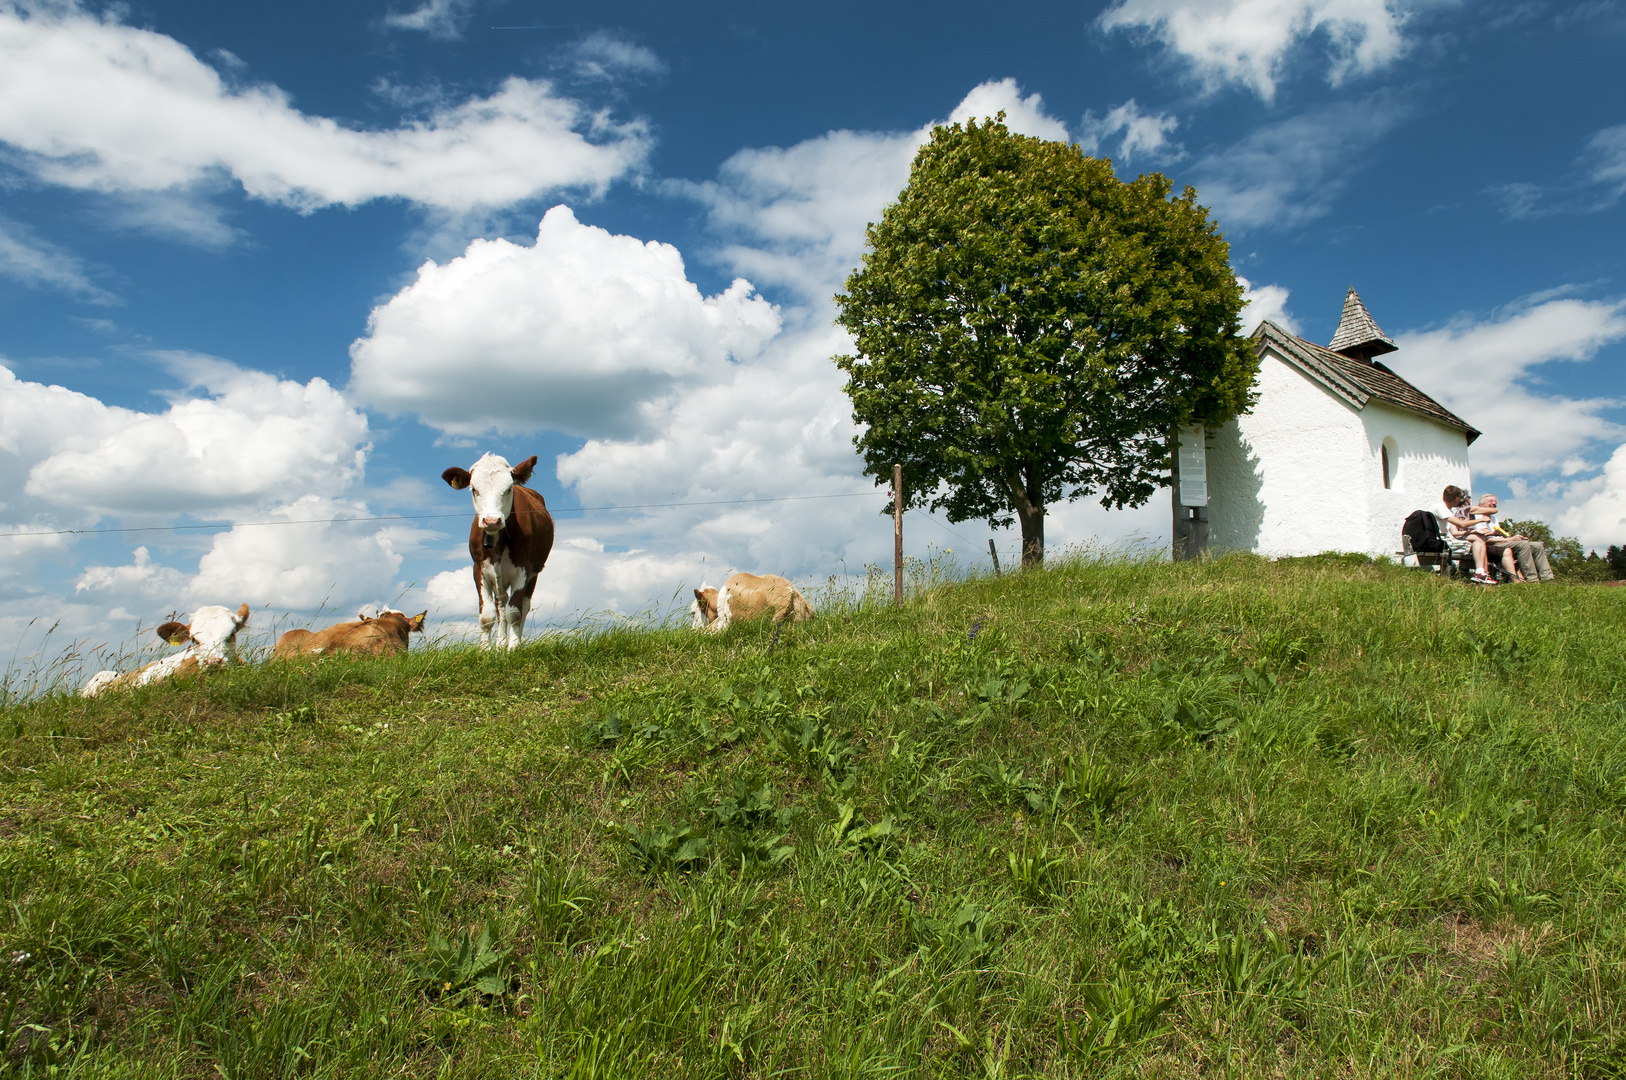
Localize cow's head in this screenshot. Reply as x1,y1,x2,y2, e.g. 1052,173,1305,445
155,603,250,666
368,609,429,634
690,586,719,629
443,453,538,542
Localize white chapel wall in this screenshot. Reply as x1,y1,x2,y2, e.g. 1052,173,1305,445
1356,398,1472,556
1207,348,1372,557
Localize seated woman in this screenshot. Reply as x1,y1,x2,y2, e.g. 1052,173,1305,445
1433,485,1496,585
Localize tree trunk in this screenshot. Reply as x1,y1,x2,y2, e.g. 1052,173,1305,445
1005,466,1045,568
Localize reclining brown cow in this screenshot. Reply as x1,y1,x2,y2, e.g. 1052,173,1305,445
691,573,814,632
81,603,251,697
274,609,427,659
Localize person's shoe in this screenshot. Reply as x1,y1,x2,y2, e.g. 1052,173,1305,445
1470,571,1498,585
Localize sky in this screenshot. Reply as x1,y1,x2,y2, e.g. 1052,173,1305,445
2,0,1624,669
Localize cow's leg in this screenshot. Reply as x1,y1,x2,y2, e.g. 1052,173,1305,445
504,574,536,650
478,566,500,649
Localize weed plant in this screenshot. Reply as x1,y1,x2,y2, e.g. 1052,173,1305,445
1,553,1624,1076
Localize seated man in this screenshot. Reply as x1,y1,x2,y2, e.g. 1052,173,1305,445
1475,493,1555,583
1433,485,1496,585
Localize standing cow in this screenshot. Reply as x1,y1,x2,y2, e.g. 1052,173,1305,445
442,453,554,650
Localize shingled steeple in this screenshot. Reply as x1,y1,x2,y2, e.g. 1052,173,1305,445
1327,287,1398,362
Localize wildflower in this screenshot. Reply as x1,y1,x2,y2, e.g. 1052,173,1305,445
969,621,982,641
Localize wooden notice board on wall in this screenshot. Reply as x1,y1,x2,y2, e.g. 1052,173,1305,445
1178,426,1207,508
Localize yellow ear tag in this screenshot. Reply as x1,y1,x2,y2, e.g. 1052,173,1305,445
166,633,191,646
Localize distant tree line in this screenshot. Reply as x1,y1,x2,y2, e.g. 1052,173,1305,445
1501,520,1626,582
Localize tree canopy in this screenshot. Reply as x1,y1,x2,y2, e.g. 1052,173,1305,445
834,117,1258,565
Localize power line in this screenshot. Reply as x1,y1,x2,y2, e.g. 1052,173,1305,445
0,491,880,540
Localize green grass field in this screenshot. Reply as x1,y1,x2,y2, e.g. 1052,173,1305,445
2,554,1624,1078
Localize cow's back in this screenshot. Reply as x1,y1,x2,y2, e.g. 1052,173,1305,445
274,628,316,659
276,618,414,659
722,573,814,624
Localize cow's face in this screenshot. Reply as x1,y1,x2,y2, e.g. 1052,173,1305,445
157,603,250,665
690,587,719,628
443,453,538,540
371,609,429,634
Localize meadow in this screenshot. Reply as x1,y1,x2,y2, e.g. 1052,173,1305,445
1,553,1624,1078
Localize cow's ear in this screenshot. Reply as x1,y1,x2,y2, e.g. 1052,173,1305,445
694,588,706,601
410,612,427,631
234,603,250,626
358,613,373,623
510,455,538,484
156,621,192,645
442,467,472,490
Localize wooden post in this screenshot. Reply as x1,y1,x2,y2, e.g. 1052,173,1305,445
988,538,1001,577
893,464,903,606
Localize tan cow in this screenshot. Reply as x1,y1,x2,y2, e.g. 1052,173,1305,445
691,573,814,632
274,609,427,660
81,604,251,697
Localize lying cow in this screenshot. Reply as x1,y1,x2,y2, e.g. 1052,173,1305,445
442,452,554,650
274,609,427,660
81,603,251,697
691,573,814,632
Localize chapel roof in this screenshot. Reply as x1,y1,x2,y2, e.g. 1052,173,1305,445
1326,287,1398,359
1251,319,1480,444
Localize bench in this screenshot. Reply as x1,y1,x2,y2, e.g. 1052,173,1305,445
1399,534,1471,576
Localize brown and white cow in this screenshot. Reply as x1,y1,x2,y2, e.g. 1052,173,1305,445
691,573,814,632
442,453,554,650
81,603,251,697
274,609,427,660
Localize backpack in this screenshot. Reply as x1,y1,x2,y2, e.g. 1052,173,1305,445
1402,509,1445,554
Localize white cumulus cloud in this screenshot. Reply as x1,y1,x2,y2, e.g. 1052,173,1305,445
74,496,434,612
382,0,472,39
1387,295,1626,478
348,204,781,439
1098,0,1435,101
1079,100,1182,162
1554,444,1626,550
21,354,370,517
0,1,649,217
562,32,666,82
1239,276,1299,334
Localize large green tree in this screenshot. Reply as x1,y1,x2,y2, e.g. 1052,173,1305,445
835,117,1258,566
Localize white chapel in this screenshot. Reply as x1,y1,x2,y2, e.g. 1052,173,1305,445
1173,288,1479,560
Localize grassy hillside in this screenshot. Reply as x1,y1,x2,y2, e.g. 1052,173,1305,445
2,555,1624,1078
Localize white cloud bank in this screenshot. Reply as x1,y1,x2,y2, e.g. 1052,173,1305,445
9,354,369,517
75,496,429,612
0,356,396,648
0,1,649,215
348,205,782,439
1098,0,1437,101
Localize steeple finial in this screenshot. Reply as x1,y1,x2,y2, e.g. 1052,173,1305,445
1328,287,1397,361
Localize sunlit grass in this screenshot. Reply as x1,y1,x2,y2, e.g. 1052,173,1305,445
2,552,1623,1076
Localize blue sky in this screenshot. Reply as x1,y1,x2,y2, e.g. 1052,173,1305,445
2,0,1624,665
